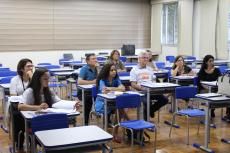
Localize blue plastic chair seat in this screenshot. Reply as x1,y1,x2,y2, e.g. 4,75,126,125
49,84,66,88
178,109,205,117
120,120,155,130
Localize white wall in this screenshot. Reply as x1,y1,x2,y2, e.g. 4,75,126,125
0,49,148,70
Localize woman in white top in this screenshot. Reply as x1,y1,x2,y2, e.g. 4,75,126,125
10,58,33,96
18,68,80,111
9,58,33,150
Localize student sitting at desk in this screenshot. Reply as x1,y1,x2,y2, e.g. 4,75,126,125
77,53,99,125
9,58,33,151
146,50,158,71
95,63,127,143
198,55,221,118
18,68,80,111
105,50,126,72
10,58,33,96
171,55,195,77
130,51,168,120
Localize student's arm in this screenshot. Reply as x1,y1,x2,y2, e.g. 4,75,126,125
77,68,96,85
78,78,96,85
9,77,17,96
106,79,125,92
18,103,48,111
171,67,179,77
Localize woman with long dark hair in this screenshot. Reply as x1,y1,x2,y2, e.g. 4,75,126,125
95,64,126,143
198,55,221,118
105,50,126,72
171,55,194,77
18,68,80,111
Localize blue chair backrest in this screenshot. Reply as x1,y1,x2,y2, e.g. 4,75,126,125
0,76,13,84
119,56,127,63
37,63,52,66
219,66,228,74
155,62,165,69
116,94,141,109
175,86,197,99
186,56,196,61
166,56,175,63
31,113,68,134
0,71,17,77
118,72,130,76
0,67,10,71
91,86,97,98
44,65,60,69
96,56,106,61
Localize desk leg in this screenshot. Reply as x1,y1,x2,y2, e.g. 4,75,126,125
82,89,85,126
164,91,180,128
104,99,108,131
24,119,29,153
193,105,214,153
147,89,150,122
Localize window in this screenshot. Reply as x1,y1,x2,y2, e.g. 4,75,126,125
161,2,178,45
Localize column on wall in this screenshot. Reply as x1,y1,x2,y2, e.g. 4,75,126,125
178,0,194,56
216,0,229,59
199,0,218,58
150,2,162,53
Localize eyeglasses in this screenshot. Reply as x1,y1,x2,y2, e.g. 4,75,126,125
25,65,34,68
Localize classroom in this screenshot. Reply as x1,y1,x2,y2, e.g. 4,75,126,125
0,0,230,153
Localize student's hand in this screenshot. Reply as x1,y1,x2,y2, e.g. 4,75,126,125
74,100,81,110
102,87,111,94
26,70,33,79
39,103,49,110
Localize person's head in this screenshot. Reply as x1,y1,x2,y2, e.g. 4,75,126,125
202,55,214,70
17,58,33,77
172,55,185,69
146,50,152,62
96,64,118,88
110,50,120,61
28,68,52,107
138,51,149,67
86,53,97,66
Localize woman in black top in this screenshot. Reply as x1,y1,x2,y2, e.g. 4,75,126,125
198,55,221,118
171,55,194,77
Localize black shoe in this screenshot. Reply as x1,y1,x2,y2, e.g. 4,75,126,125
150,111,155,118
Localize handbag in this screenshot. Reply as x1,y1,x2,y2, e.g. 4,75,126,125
218,71,230,96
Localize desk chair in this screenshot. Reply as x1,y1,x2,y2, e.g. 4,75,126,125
0,71,17,77
118,72,130,76
120,56,127,63
166,56,175,63
114,94,157,153
155,62,165,69
0,67,10,71
37,63,52,66
169,86,205,145
31,113,68,153
0,76,13,84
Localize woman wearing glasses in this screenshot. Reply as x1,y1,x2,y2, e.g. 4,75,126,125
171,55,194,77
9,58,33,151
18,68,80,111
10,58,34,96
